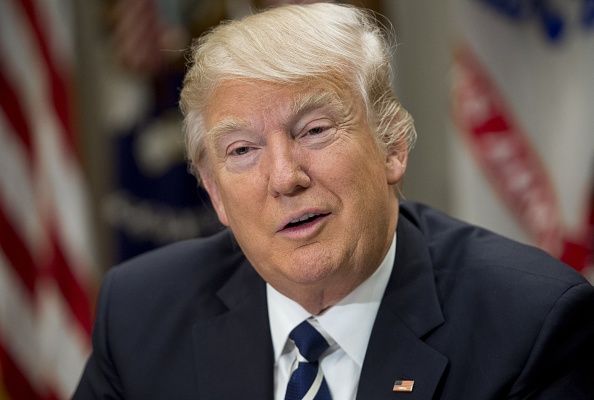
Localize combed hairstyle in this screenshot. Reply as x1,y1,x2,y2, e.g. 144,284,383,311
180,2,416,178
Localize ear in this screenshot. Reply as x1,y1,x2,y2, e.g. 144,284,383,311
199,169,230,227
385,143,408,185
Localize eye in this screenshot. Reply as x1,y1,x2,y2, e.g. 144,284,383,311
295,119,338,148
226,143,258,158
307,126,329,136
299,119,335,139
230,146,252,156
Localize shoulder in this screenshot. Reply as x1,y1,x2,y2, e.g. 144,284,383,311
399,201,591,337
78,229,252,398
399,201,586,288
400,202,594,397
111,228,242,279
100,229,245,315
93,228,249,355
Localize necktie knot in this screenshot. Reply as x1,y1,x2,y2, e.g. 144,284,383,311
289,320,329,363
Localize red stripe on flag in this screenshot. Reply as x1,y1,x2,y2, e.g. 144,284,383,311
0,69,33,158
44,390,61,400
1,0,95,397
561,176,594,270
113,0,164,73
16,0,77,156
561,240,591,271
46,232,93,335
0,207,37,294
452,45,564,255
0,340,43,400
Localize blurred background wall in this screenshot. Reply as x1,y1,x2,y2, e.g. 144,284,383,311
1,0,592,398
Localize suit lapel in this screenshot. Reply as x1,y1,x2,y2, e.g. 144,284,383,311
192,257,274,399
357,214,448,400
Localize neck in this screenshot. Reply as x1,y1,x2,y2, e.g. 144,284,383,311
289,285,351,315
283,234,396,315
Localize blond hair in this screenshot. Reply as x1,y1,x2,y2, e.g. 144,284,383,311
180,2,416,175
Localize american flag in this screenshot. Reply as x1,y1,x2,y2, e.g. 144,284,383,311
451,0,594,280
0,0,97,398
393,379,415,393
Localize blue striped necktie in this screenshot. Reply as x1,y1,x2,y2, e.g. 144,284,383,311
284,320,332,400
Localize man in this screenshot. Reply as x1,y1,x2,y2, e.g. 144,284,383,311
74,3,594,399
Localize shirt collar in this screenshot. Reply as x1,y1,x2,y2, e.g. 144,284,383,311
267,233,396,367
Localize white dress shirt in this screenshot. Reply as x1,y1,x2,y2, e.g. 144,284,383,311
267,234,396,400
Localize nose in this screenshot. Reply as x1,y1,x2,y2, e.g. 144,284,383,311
265,135,311,197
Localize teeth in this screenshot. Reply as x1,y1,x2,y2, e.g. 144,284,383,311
290,213,318,224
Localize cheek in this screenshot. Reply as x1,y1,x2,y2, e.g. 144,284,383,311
323,150,386,198
218,175,268,228
326,153,391,234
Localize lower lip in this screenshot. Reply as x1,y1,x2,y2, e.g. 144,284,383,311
278,214,330,239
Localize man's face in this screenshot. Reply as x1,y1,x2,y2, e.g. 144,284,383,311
200,79,406,308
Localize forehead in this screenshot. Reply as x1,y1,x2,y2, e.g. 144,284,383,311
205,80,292,125
203,78,359,132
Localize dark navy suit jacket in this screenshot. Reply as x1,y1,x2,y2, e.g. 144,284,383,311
74,202,594,399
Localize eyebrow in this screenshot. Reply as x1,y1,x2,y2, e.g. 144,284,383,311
206,117,251,146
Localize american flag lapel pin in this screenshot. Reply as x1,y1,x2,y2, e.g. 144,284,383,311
393,379,415,393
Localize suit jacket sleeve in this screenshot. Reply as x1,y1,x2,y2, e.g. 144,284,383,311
508,281,594,399
73,268,124,399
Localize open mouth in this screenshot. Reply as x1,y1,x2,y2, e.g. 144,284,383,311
282,212,330,231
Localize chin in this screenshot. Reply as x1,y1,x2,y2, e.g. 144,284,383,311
282,250,341,285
